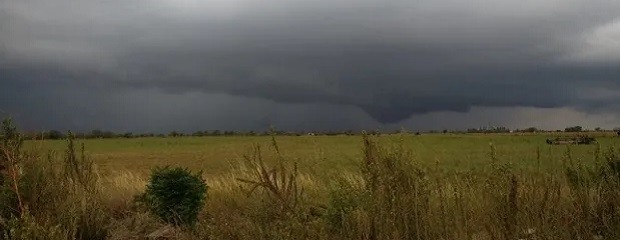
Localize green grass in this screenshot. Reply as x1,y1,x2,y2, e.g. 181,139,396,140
24,133,620,176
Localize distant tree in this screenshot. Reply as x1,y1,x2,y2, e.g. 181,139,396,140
467,128,478,133
122,132,133,138
102,131,115,138
90,129,103,138
73,132,86,139
169,131,180,137
595,127,602,132
140,133,155,138
192,131,204,137
46,130,65,140
211,130,221,136
442,129,448,134
523,127,538,133
565,126,583,132
494,127,510,133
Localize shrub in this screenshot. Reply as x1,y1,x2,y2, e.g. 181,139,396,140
139,166,207,226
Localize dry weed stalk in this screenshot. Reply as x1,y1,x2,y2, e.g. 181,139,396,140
236,136,302,214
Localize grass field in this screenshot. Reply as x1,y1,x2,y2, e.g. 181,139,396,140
25,133,620,176
5,132,620,239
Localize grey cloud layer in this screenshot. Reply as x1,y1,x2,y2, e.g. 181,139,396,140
1,0,620,127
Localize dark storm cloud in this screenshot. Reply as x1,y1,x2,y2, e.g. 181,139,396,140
1,0,620,130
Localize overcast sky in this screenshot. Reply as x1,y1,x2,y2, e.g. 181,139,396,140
1,0,620,132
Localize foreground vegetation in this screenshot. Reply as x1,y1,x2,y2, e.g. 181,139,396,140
2,120,620,239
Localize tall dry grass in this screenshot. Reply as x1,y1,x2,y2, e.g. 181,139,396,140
320,135,620,240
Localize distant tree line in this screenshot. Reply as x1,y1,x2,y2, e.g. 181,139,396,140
19,125,618,140
443,125,613,134
564,126,583,132
21,128,391,140
465,126,511,133
22,129,152,140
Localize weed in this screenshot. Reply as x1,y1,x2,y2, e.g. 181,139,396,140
237,138,303,215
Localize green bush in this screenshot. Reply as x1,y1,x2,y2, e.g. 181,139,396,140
139,166,207,226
